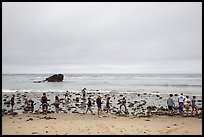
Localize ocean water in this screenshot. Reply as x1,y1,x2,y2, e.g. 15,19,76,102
2,73,202,96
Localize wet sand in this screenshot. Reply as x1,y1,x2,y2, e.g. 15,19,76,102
2,112,202,135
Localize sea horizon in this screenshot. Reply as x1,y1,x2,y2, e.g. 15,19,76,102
2,72,202,75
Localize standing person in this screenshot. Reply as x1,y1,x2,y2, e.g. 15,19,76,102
167,94,175,116
10,94,15,110
96,95,102,117
178,93,185,107
106,95,110,113
178,93,185,116
184,95,191,115
86,97,93,114
191,96,198,115
24,97,28,107
64,90,69,100
178,102,184,116
54,96,60,113
120,97,127,112
81,98,86,114
81,88,86,99
30,100,34,113
41,93,48,114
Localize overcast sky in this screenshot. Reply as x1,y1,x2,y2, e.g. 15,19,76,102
2,2,202,74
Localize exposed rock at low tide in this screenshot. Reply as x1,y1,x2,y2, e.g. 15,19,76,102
43,74,64,82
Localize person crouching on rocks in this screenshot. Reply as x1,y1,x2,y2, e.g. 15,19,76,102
120,97,127,112
41,93,48,114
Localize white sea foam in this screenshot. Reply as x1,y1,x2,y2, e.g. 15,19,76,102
2,74,202,96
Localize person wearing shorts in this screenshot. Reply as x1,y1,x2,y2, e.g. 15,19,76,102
96,96,102,117
167,94,175,116
184,96,191,114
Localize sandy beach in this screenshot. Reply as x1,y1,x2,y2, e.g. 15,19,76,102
2,91,202,135
2,112,202,135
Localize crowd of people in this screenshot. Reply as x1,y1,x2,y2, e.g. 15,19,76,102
167,93,199,116
10,89,199,117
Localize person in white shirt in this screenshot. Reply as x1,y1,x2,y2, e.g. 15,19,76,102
178,93,185,115
178,93,185,106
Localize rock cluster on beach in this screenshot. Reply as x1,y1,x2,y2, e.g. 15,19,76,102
2,91,202,119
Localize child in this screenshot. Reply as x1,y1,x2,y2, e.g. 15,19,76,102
178,102,184,116
184,96,191,115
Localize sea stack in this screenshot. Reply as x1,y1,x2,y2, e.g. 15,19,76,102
43,74,64,82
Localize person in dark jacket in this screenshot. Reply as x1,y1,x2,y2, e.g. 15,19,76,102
96,95,102,117
106,95,110,113
41,93,48,114
10,94,15,110
86,97,93,114
120,97,127,112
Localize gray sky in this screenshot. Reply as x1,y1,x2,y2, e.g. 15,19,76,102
2,2,202,74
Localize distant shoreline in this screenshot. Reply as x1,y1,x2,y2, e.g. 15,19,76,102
2,73,202,75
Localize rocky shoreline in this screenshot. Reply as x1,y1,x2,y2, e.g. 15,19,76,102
2,91,202,118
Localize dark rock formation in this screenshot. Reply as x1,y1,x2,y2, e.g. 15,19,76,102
43,74,64,82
